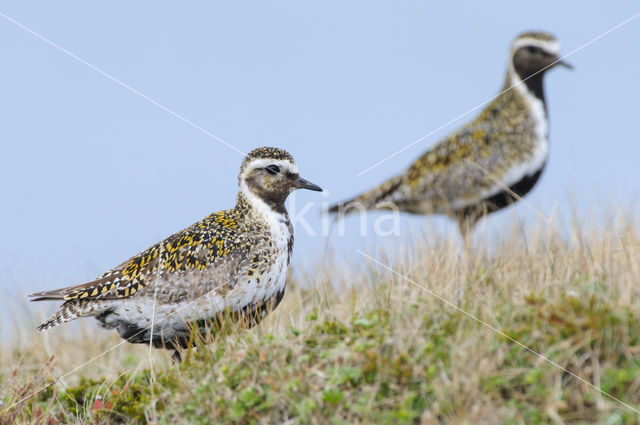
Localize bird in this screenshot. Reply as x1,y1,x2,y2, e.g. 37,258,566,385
328,31,571,236
29,147,322,360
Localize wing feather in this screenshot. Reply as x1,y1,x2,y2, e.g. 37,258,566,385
30,209,251,303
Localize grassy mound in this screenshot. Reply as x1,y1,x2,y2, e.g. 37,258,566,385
2,215,640,424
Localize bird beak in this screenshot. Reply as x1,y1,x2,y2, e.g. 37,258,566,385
295,177,323,192
555,57,573,70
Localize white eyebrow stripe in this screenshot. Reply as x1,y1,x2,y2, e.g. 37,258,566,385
511,38,561,55
243,158,298,174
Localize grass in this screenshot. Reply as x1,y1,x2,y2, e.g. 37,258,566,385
1,211,640,424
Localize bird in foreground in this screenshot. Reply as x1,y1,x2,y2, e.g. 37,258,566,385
30,147,322,360
329,31,572,236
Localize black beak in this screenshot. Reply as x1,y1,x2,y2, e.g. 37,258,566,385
555,57,573,70
295,177,322,192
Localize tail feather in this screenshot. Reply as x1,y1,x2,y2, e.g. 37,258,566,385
328,175,403,215
36,301,89,331
30,296,66,302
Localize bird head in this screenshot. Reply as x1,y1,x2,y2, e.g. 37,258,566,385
510,31,572,81
238,147,322,210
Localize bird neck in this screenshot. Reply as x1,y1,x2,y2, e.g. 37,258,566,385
505,66,546,106
236,185,289,220
500,68,550,143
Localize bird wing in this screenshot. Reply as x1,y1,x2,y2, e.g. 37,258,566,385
405,122,496,196
29,209,259,302
328,121,501,214
28,242,163,301
398,116,533,210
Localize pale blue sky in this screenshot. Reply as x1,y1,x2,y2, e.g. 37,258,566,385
1,1,639,313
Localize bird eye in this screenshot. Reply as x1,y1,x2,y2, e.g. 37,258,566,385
265,165,280,175
527,45,542,54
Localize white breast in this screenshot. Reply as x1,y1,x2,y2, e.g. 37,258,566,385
225,182,292,309
240,180,293,261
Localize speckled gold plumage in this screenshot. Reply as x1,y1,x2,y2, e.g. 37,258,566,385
241,147,295,167
402,80,538,202
29,147,322,354
31,191,276,329
56,205,257,300
330,31,568,234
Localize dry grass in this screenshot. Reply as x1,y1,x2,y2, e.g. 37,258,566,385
2,211,640,424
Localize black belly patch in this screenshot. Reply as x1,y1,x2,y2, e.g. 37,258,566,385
457,166,545,219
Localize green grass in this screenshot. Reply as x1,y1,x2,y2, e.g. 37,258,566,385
2,215,640,424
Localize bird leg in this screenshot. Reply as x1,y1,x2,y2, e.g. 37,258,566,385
171,349,182,363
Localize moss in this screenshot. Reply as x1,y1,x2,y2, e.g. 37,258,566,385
6,225,640,424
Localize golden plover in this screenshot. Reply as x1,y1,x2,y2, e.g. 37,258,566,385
30,147,322,358
329,31,571,235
